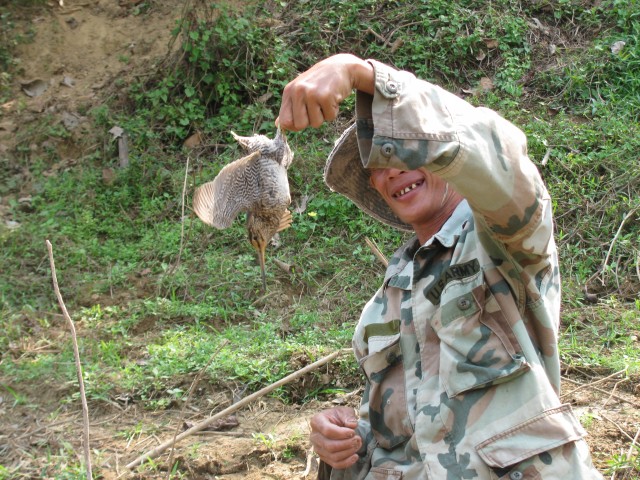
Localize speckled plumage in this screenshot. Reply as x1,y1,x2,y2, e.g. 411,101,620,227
193,128,294,289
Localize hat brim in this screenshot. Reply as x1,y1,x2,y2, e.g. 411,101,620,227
323,124,413,231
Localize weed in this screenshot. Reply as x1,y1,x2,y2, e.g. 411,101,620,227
605,445,640,477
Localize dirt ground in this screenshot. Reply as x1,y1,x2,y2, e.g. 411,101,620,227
1,1,640,478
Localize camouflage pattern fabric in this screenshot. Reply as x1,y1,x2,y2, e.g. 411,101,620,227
330,60,603,479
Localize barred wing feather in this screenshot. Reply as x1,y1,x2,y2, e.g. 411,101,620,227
193,150,262,229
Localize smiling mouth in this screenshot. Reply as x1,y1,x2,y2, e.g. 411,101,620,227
393,180,424,198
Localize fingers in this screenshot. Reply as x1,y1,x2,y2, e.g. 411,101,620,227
278,83,337,131
310,408,362,469
311,430,361,469
277,54,361,131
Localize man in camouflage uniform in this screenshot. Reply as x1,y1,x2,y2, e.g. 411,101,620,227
278,54,603,479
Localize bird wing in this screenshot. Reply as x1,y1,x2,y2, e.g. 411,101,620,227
193,150,262,229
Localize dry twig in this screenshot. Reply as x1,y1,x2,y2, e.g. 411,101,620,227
600,413,636,444
365,237,388,268
603,377,630,408
125,349,351,470
562,376,640,409
167,155,190,276
628,426,640,460
46,240,93,480
598,207,639,286
561,368,627,401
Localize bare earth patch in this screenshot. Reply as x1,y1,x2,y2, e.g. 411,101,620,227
1,1,639,479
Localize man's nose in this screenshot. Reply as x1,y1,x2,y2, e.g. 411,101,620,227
373,167,406,179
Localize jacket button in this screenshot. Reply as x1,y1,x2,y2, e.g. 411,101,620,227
386,81,398,94
457,297,472,310
509,471,523,480
381,143,395,157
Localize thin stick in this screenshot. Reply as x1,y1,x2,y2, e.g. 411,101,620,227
601,413,635,443
46,240,93,480
365,237,388,268
600,207,639,285
560,368,627,400
603,377,629,408
165,339,229,479
563,376,640,409
168,155,190,275
627,426,640,462
125,349,351,470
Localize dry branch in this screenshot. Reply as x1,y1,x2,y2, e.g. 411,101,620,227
560,368,627,401
46,240,93,480
562,376,640,409
125,348,351,471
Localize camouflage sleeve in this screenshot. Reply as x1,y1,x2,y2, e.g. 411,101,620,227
356,60,554,264
354,382,376,458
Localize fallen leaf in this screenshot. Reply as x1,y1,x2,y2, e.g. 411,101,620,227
109,126,124,138
294,194,312,214
183,131,202,148
20,79,49,98
484,38,499,49
479,77,494,92
1,100,16,112
611,41,626,55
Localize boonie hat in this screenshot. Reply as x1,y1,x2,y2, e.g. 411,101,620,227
323,123,412,231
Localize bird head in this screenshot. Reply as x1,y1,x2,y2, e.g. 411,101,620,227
246,213,279,291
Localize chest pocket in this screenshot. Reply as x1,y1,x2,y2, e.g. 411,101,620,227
359,325,414,450
431,270,529,397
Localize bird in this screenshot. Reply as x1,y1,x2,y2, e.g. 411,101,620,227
192,128,294,290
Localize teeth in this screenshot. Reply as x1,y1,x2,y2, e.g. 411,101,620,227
396,183,418,197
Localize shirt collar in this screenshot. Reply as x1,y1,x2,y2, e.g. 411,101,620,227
383,200,472,284
432,199,471,248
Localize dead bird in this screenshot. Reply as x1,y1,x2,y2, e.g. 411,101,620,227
193,128,293,290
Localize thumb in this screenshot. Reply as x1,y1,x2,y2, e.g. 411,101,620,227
332,407,359,428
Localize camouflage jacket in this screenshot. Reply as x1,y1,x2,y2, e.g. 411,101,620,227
331,61,603,479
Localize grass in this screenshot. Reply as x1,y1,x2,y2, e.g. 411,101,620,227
560,300,640,373
0,0,639,476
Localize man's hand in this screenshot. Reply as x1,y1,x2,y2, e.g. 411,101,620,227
277,54,374,131
310,406,362,469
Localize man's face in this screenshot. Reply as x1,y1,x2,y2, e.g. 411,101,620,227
369,167,453,230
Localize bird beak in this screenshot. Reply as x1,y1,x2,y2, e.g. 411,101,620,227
256,242,267,291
